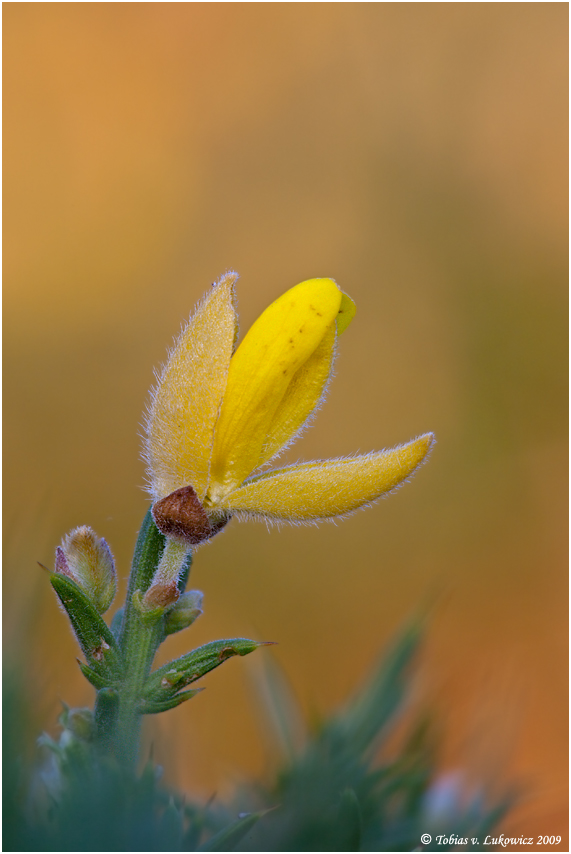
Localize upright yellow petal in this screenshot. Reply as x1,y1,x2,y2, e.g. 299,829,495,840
144,272,238,501
258,324,336,467
216,434,435,521
259,291,356,468
336,292,356,335
207,278,342,501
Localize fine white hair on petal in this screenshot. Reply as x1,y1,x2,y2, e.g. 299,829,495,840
219,434,436,524
142,272,239,502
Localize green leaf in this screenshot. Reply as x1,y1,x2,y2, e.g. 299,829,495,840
340,619,422,753
109,607,124,640
143,638,271,704
199,811,263,852
138,688,203,715
336,788,362,851
127,507,167,595
251,649,307,762
79,661,113,690
50,573,123,680
159,798,184,852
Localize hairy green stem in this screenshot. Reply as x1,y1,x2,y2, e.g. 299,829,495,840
113,612,164,766
94,508,192,767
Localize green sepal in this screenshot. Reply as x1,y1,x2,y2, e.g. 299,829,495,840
177,549,193,594
132,589,168,626
142,638,270,704
163,590,203,636
137,688,203,715
50,573,124,680
199,811,264,852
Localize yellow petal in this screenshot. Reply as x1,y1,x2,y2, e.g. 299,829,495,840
144,272,238,501
216,434,435,521
258,323,336,467
207,278,343,501
337,292,356,335
259,290,356,467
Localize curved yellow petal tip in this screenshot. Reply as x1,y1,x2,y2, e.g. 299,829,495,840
208,277,343,496
218,431,436,522
337,292,356,335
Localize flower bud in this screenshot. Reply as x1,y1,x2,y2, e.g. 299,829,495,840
164,590,204,636
58,705,95,742
55,526,116,614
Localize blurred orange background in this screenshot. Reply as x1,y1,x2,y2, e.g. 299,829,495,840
4,3,567,846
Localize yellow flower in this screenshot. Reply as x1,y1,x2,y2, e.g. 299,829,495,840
143,272,434,549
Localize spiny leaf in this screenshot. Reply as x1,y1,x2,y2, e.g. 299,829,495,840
138,688,203,715
251,648,307,762
199,811,264,852
109,607,124,640
337,788,362,851
50,574,123,680
143,638,273,703
79,661,113,690
340,619,422,753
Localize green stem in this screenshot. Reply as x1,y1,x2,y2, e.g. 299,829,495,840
94,508,192,767
113,612,164,767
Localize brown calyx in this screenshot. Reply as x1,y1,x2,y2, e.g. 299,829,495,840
152,485,229,546
143,580,180,609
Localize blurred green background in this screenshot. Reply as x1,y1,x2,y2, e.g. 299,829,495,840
4,3,567,847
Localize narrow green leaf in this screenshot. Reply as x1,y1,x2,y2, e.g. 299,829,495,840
51,574,123,679
251,650,307,762
109,607,124,640
199,811,263,852
143,638,271,703
337,788,362,851
79,661,113,690
138,688,203,715
159,798,184,852
340,620,422,753
127,507,167,595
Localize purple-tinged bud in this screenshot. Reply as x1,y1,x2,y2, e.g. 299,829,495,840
164,590,204,636
56,526,116,614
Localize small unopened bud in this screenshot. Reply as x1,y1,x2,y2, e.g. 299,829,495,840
142,580,180,610
59,706,95,742
56,526,116,613
164,590,203,636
